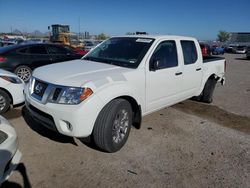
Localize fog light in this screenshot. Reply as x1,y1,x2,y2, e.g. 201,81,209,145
65,121,73,131
59,120,73,132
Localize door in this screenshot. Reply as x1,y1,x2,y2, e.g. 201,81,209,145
146,40,183,112
180,40,203,97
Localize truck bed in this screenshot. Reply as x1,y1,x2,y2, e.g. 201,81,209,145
203,56,225,63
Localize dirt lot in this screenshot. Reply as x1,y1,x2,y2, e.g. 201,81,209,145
2,53,250,188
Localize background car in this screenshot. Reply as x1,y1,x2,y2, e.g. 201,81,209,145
0,116,22,185
246,46,250,59
224,45,236,53
83,40,96,51
63,45,88,56
0,69,24,114
0,43,83,82
211,45,224,55
199,43,211,56
234,46,247,54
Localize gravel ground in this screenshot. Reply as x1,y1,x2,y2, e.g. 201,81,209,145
1,53,250,188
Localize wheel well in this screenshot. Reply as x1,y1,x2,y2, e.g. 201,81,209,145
0,87,13,104
115,96,142,129
208,74,220,81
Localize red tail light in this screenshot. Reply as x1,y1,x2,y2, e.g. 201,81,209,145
0,56,6,62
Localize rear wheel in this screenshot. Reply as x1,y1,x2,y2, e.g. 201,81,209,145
201,78,217,103
14,65,32,82
0,90,11,114
93,99,132,153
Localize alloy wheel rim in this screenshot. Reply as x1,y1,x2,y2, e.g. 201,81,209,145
16,67,31,82
112,109,129,144
0,95,6,111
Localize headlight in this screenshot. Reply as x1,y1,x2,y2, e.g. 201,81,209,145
0,130,8,144
0,75,23,84
56,87,93,105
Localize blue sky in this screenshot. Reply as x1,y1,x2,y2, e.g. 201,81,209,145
0,0,250,40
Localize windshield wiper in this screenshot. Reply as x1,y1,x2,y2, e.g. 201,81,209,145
84,56,114,65
83,56,133,68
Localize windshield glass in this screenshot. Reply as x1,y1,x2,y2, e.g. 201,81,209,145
83,37,154,68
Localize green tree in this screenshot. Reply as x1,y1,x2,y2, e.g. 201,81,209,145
96,33,108,40
217,31,230,42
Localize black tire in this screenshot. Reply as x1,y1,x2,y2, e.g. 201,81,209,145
0,90,11,114
14,65,32,82
201,78,217,103
93,99,132,153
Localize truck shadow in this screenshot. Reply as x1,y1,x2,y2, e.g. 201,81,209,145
78,137,102,152
173,100,250,134
22,107,77,146
1,163,31,188
235,57,250,61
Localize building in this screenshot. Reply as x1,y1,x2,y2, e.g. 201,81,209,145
228,32,250,45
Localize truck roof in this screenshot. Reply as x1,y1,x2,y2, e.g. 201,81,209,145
113,35,196,41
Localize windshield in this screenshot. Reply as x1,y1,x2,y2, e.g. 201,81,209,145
83,37,154,68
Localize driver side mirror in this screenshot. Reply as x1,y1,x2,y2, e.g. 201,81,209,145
149,59,160,71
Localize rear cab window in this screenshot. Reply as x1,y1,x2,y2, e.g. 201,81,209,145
181,40,198,65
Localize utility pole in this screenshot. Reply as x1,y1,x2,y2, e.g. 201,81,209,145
78,17,80,41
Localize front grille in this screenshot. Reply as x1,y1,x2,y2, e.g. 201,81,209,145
33,80,48,98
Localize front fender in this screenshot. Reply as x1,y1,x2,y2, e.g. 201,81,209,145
94,82,144,111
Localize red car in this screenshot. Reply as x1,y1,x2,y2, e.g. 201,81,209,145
199,43,212,56
63,45,88,56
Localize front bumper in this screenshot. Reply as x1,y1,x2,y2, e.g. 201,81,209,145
25,89,104,138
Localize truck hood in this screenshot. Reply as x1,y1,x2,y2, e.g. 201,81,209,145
33,60,131,87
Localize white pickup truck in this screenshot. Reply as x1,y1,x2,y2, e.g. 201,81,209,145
25,35,225,152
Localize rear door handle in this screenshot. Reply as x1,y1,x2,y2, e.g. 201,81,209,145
175,72,182,76
196,68,202,71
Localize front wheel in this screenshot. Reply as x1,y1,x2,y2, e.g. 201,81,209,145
93,99,132,153
14,65,32,82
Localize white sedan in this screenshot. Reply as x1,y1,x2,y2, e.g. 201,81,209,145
0,116,22,185
0,69,25,114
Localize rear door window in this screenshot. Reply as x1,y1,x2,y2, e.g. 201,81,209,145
47,46,68,55
29,46,48,55
18,48,30,54
181,41,198,65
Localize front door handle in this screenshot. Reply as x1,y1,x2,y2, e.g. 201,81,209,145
196,68,202,71
175,72,182,76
